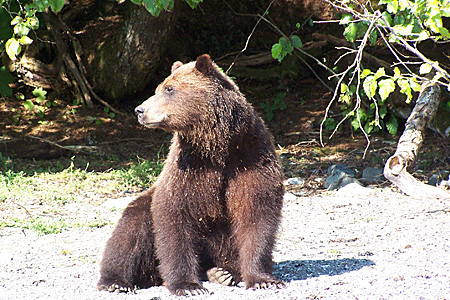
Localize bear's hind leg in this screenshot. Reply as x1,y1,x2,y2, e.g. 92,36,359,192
98,190,161,292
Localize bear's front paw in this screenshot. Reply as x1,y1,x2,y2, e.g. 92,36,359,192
207,267,237,286
97,278,134,293
247,277,286,290
170,282,209,296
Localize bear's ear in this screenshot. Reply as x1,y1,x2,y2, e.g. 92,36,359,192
195,54,213,75
171,61,183,73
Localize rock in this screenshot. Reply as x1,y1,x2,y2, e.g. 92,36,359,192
284,177,305,187
361,167,385,182
427,171,450,186
428,174,440,186
327,164,355,177
325,170,361,190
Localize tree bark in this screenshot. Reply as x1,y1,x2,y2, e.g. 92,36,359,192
74,0,178,101
384,82,450,200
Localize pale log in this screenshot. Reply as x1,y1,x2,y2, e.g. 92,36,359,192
384,82,450,199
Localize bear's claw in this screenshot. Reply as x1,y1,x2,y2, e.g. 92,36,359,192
207,267,236,286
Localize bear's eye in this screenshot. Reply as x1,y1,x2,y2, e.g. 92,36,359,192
165,86,174,94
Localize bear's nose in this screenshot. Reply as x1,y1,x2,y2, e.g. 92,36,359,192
135,106,145,115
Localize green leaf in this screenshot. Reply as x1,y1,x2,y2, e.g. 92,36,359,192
14,23,30,37
266,110,273,121
419,63,433,74
378,79,395,101
5,38,21,61
351,117,360,131
23,100,35,110
184,0,202,9
19,36,33,45
279,36,293,53
360,69,372,79
397,78,412,102
33,87,47,99
340,14,353,25
379,11,392,26
409,78,421,92
271,43,282,60
158,0,172,9
374,67,386,79
340,83,349,93
143,0,162,15
386,115,399,135
379,0,399,14
343,23,358,42
363,75,377,98
357,108,368,123
11,16,23,26
393,67,401,80
49,0,65,12
290,35,302,48
379,105,388,119
26,17,40,30
0,66,15,97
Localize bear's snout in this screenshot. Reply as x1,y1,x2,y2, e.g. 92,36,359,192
135,106,145,116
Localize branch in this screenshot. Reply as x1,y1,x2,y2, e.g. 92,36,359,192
383,82,450,199
28,135,98,155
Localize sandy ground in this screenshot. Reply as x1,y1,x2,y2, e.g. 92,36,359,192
1,186,449,300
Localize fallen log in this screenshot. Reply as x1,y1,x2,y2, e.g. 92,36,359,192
383,81,450,199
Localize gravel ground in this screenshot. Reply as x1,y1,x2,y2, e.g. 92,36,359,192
1,186,449,300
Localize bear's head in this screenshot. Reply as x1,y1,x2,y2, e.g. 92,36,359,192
135,54,239,134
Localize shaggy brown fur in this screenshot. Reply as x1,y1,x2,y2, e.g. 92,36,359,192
97,54,285,296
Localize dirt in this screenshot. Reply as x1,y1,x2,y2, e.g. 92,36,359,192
1,187,449,299
2,77,449,185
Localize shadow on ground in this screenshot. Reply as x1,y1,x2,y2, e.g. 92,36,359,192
274,258,375,281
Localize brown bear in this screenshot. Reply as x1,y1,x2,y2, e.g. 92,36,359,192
97,54,285,296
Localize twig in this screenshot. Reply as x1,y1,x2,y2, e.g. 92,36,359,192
27,135,94,155
224,0,275,74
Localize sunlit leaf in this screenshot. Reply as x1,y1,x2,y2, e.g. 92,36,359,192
271,43,282,60
23,100,35,110
11,16,23,26
363,75,377,98
340,14,353,25
5,38,21,61
419,63,433,74
397,78,412,102
378,78,395,101
19,36,33,45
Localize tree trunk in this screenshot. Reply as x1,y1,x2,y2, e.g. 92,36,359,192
73,0,178,101
9,0,177,104
384,82,450,200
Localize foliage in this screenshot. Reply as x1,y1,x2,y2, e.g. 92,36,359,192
126,0,202,15
270,0,449,138
260,92,287,121
0,0,203,99
271,35,302,62
326,0,450,138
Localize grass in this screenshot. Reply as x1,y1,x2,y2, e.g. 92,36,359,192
0,155,164,235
